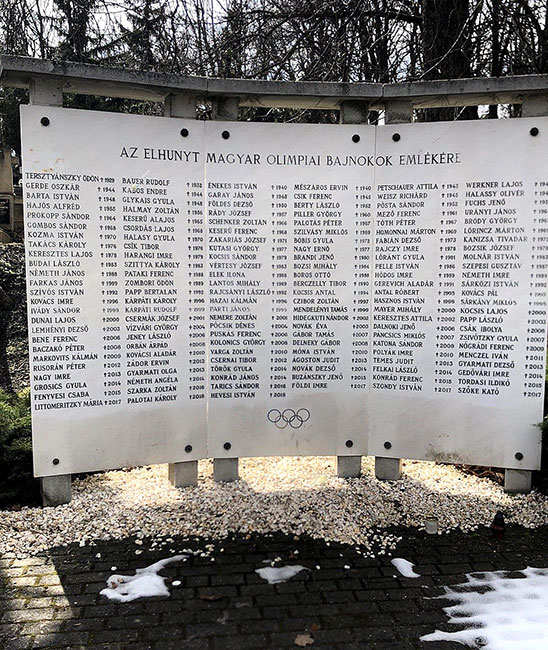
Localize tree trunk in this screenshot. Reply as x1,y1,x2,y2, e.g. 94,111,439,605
421,0,477,121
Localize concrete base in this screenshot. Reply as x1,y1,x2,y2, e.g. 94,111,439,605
337,455,362,478
504,469,532,494
40,475,71,507
375,457,402,481
168,461,198,487
214,458,239,482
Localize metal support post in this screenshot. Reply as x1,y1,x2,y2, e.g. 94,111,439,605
212,95,240,483
373,99,413,483
164,92,199,487
335,100,371,478
28,77,73,505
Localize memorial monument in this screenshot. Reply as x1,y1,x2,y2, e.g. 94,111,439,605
1,55,546,504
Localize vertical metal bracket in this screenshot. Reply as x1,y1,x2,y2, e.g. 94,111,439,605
211,94,239,482
372,100,413,483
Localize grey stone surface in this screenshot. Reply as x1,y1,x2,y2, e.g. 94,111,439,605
375,457,403,481
213,96,239,120
164,92,197,118
384,98,413,124
213,458,239,482
168,461,198,487
504,469,532,494
40,475,71,507
336,455,362,478
28,78,63,107
521,94,548,117
3,54,548,109
339,100,370,124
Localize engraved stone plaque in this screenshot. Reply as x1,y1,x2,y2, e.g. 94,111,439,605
370,118,548,469
21,106,548,475
21,106,207,475
204,121,373,458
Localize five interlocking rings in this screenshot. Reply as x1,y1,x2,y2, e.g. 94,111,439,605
267,408,311,429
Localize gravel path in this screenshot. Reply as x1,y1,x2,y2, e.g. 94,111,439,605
1,456,547,558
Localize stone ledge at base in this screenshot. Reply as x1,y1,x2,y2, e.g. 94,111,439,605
375,457,403,481
40,475,72,507
337,455,362,478
168,461,198,488
213,458,239,482
504,469,532,494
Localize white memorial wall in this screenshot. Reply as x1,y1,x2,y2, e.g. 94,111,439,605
20,105,548,476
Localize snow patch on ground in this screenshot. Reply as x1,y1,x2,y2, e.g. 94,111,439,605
255,565,306,584
421,567,548,649
100,555,187,602
391,558,420,578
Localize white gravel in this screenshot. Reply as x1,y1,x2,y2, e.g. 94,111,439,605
1,456,547,558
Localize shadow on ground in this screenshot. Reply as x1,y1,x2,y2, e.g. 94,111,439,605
1,526,548,649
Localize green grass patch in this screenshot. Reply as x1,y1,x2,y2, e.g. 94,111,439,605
0,388,40,508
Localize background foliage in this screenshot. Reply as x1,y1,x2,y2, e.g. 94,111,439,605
0,387,38,508
2,1,548,150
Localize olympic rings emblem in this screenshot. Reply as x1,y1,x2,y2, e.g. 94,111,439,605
267,408,311,429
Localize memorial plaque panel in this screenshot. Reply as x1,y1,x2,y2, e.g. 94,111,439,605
205,122,372,458
20,106,548,476
370,118,548,470
21,106,207,476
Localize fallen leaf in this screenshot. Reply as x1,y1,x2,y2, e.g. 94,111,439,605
199,594,223,601
309,623,320,632
295,633,314,647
